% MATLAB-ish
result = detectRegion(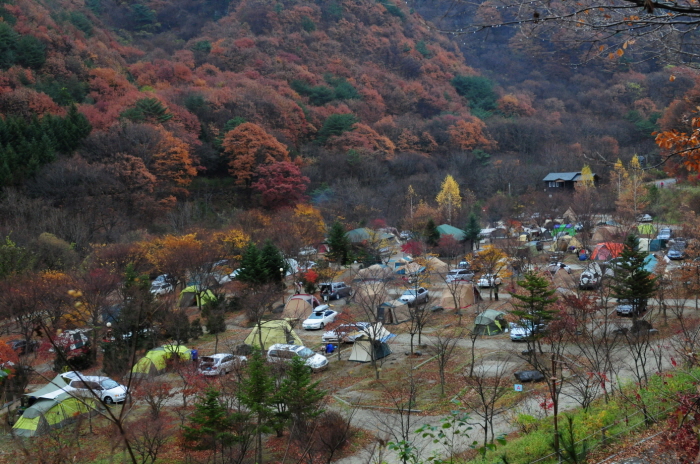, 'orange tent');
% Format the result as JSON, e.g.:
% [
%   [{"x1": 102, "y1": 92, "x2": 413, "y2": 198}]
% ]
[{"x1": 590, "y1": 242, "x2": 624, "y2": 261}]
